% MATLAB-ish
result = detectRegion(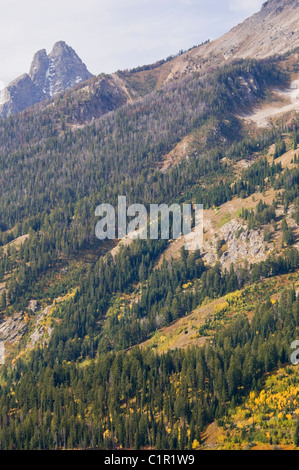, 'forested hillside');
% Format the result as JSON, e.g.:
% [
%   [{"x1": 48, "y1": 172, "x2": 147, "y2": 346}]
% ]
[{"x1": 1, "y1": 33, "x2": 299, "y2": 449}]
